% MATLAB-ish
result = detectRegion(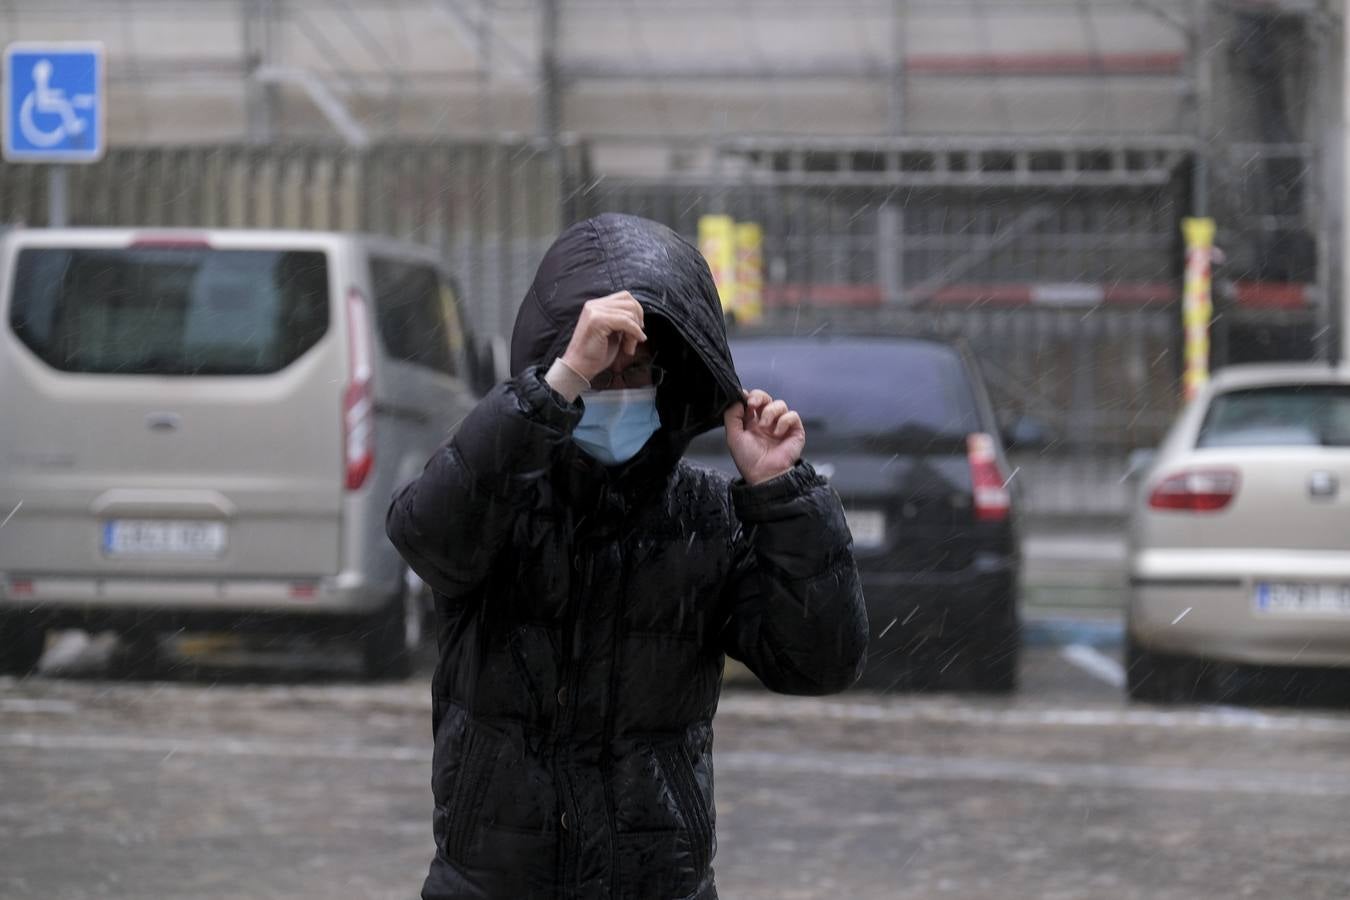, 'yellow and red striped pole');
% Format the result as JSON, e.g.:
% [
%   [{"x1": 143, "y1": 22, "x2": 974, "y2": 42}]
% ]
[
  {"x1": 734, "y1": 221, "x2": 763, "y2": 324},
  {"x1": 698, "y1": 215, "x2": 737, "y2": 315},
  {"x1": 1181, "y1": 217, "x2": 1215, "y2": 402}
]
